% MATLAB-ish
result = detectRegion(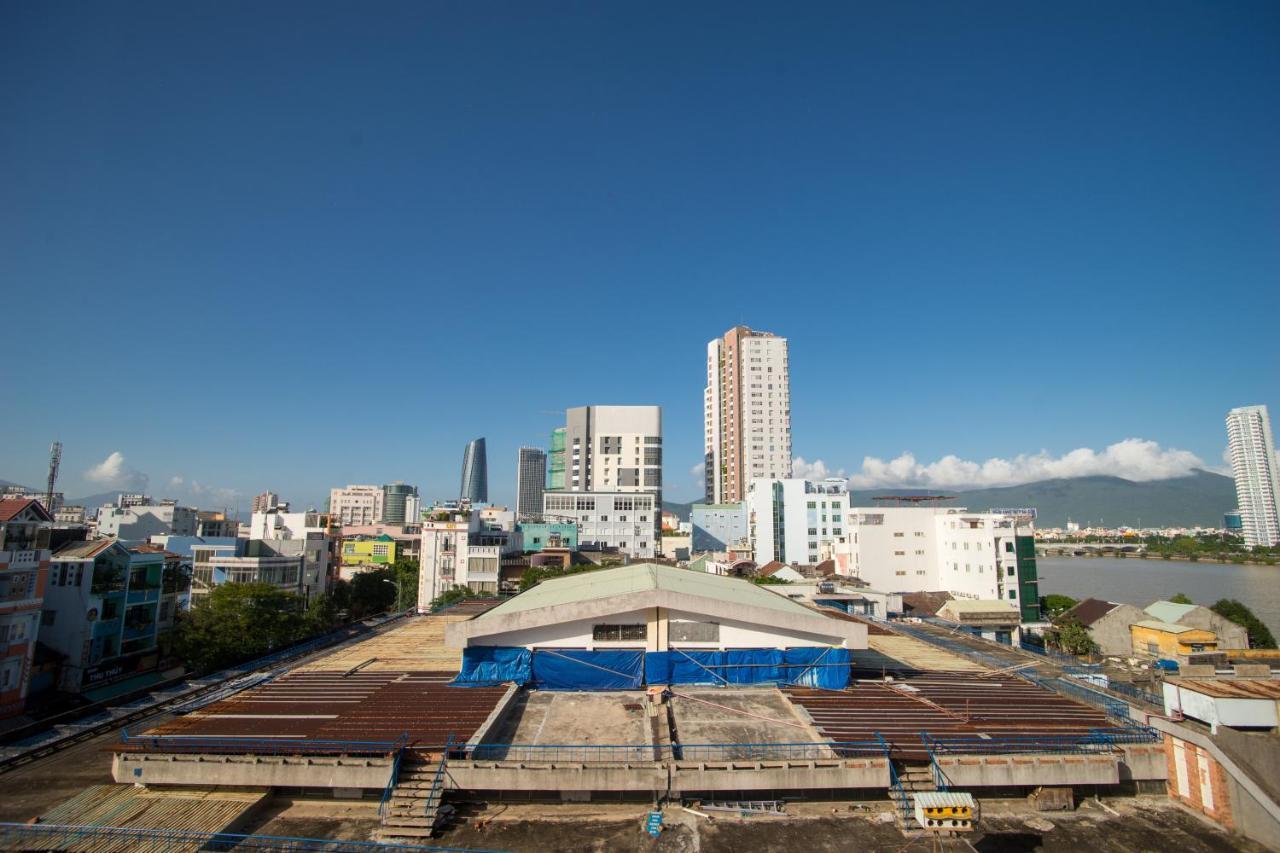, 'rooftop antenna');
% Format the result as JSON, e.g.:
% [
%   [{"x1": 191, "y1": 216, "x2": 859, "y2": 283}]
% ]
[{"x1": 45, "y1": 440, "x2": 62, "y2": 512}]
